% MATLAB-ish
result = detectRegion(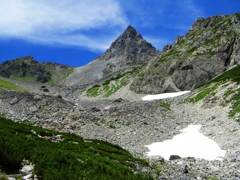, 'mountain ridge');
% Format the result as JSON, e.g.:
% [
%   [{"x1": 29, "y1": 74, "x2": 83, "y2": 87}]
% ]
[{"x1": 130, "y1": 13, "x2": 240, "y2": 94}]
